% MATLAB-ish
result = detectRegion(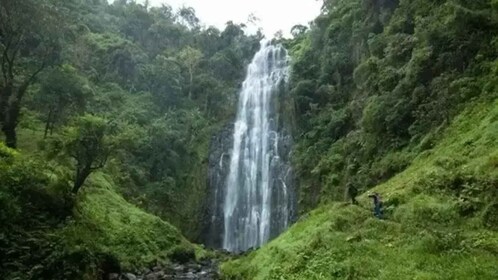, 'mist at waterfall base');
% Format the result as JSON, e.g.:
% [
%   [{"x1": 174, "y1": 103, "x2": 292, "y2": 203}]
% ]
[{"x1": 204, "y1": 40, "x2": 296, "y2": 253}]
